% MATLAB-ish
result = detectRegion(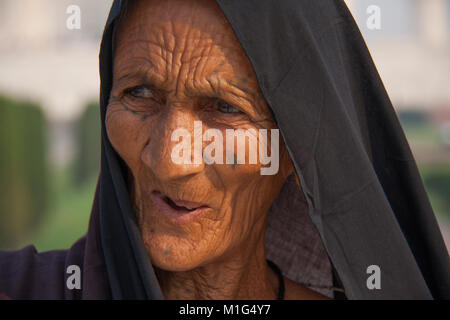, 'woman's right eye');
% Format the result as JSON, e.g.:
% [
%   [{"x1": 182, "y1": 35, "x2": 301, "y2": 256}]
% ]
[{"x1": 126, "y1": 86, "x2": 154, "y2": 99}]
